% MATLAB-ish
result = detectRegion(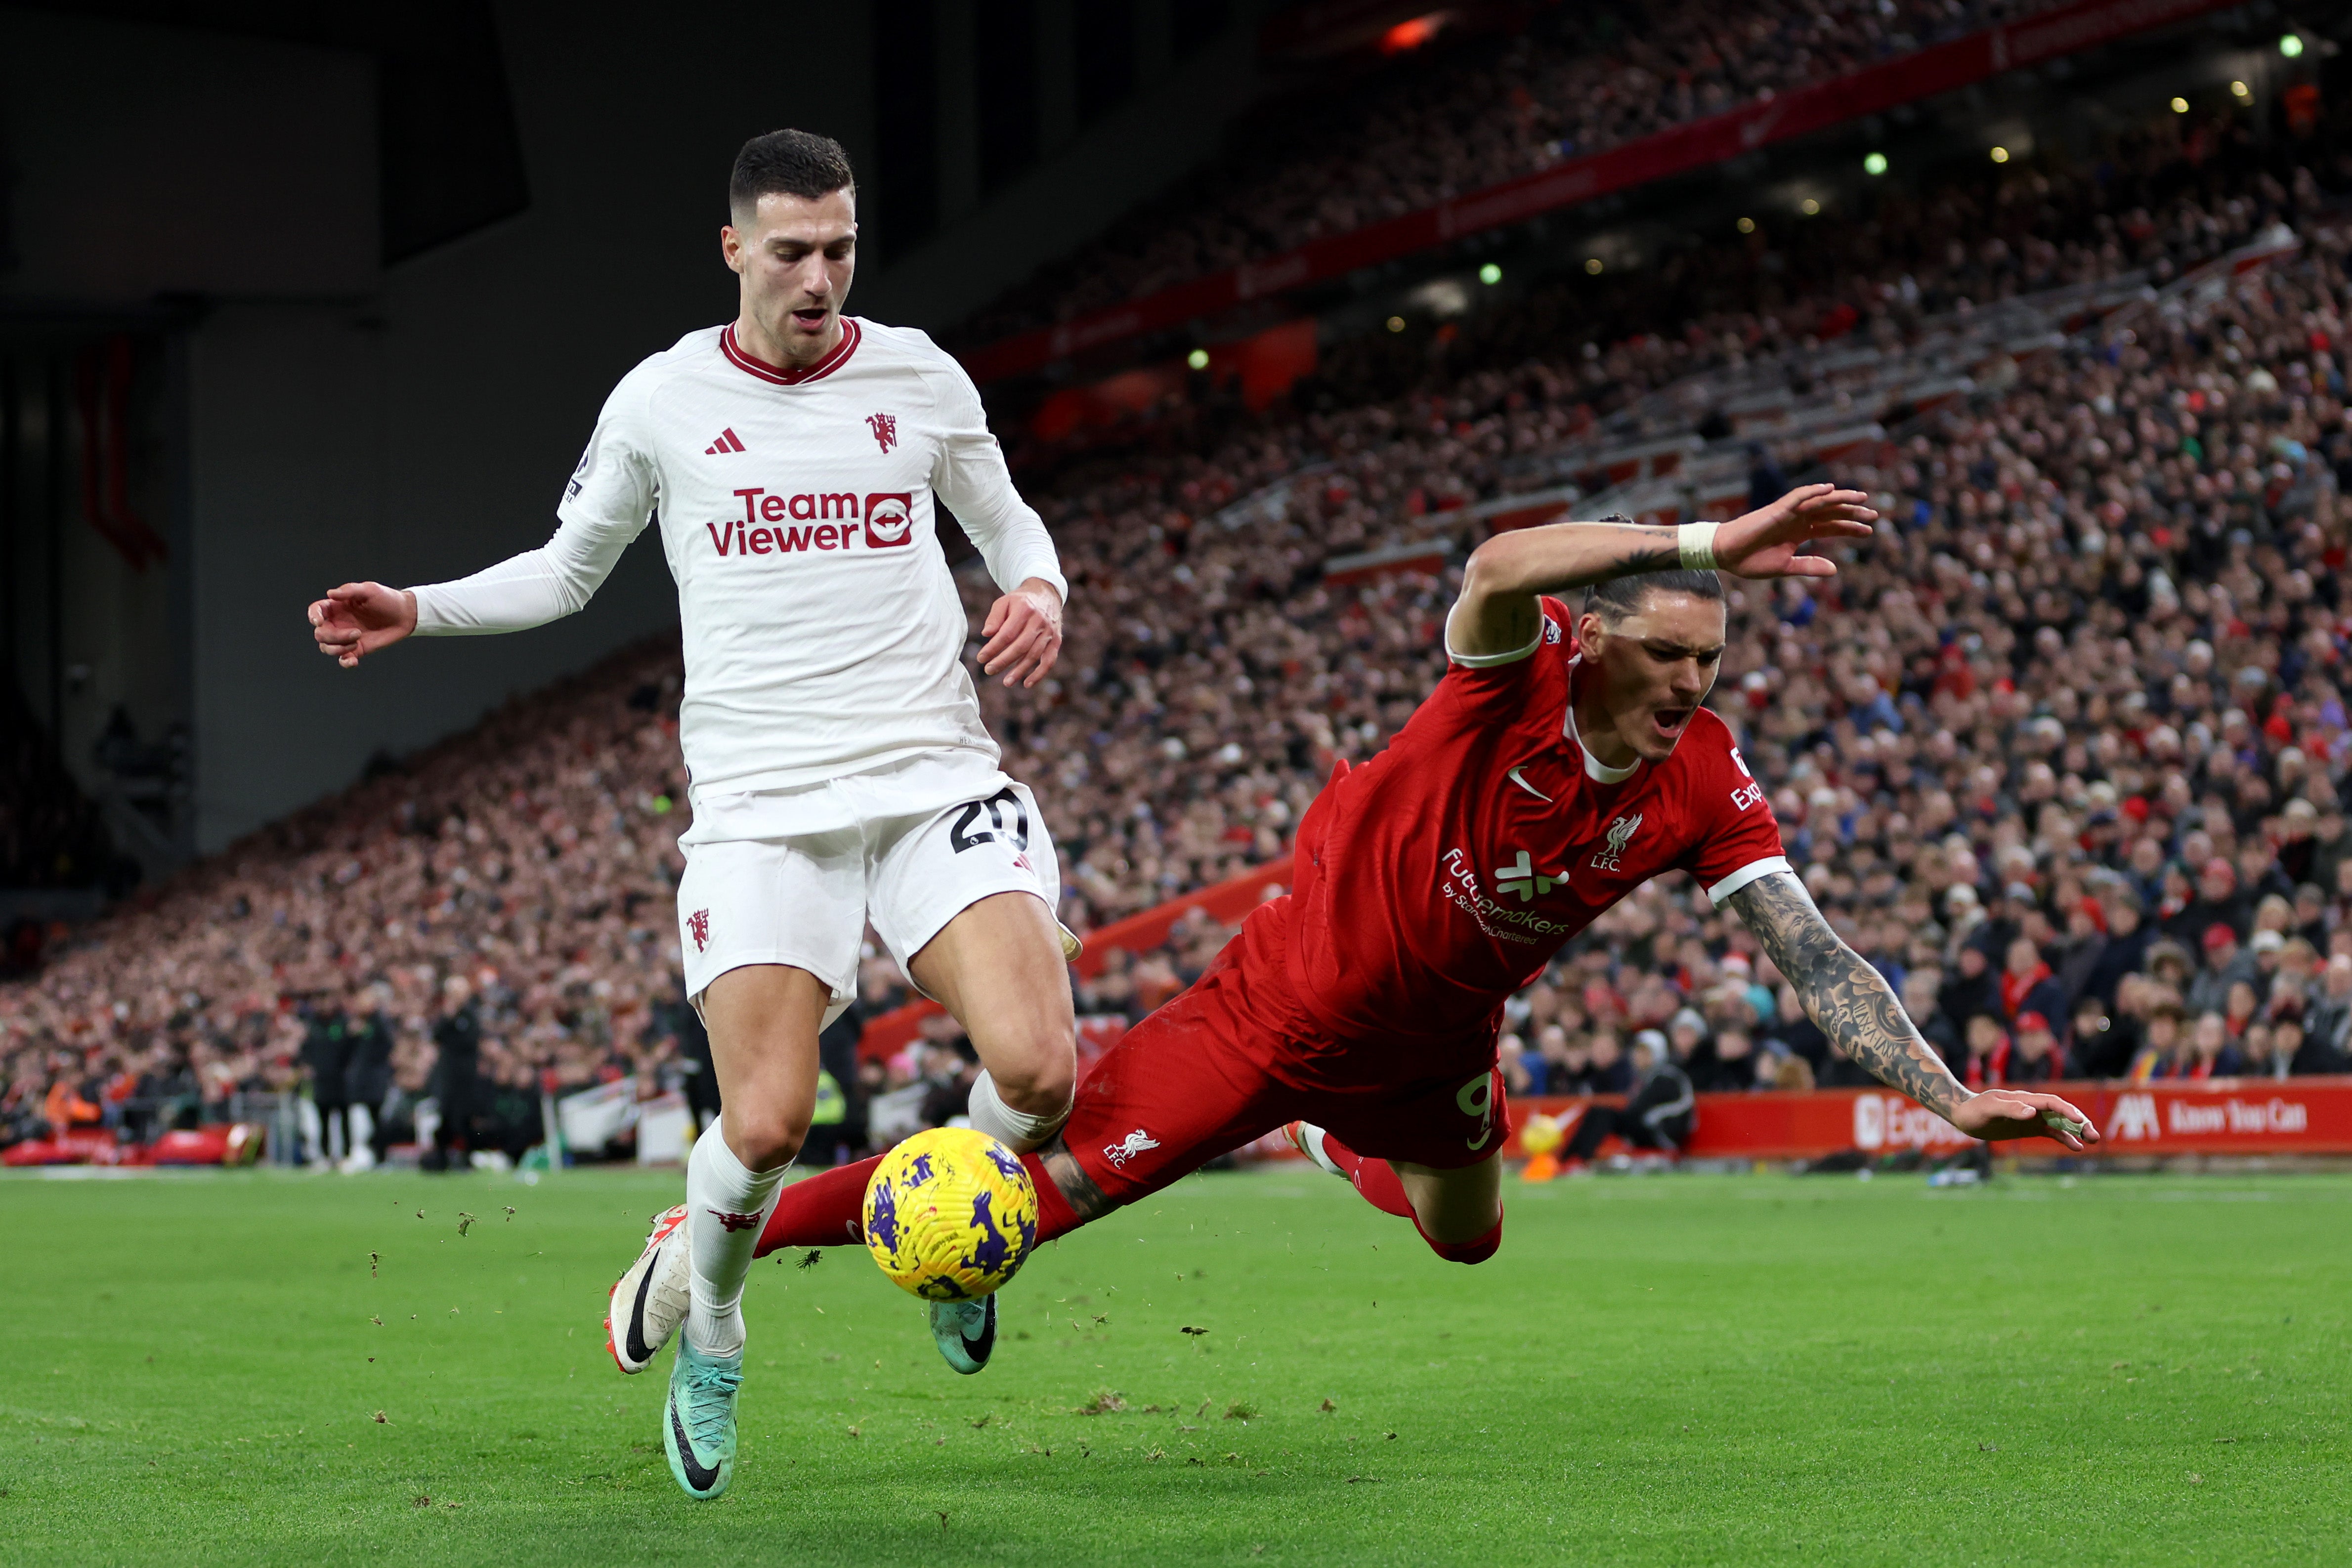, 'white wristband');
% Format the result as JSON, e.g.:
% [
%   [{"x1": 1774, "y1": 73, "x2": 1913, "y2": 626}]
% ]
[{"x1": 1677, "y1": 521, "x2": 1720, "y2": 571}]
